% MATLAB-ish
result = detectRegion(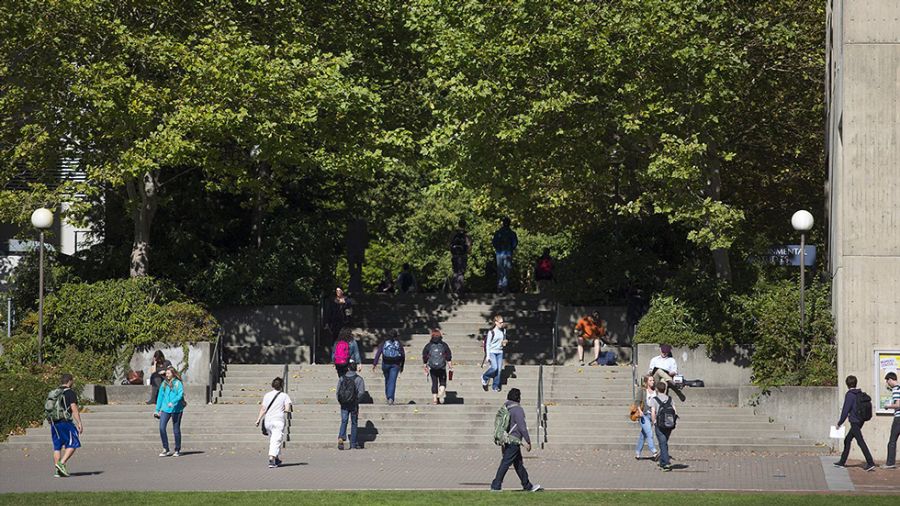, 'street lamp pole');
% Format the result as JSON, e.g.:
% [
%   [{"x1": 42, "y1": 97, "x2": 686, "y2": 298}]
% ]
[
  {"x1": 30, "y1": 208, "x2": 54, "y2": 366},
  {"x1": 791, "y1": 210, "x2": 814, "y2": 355}
]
